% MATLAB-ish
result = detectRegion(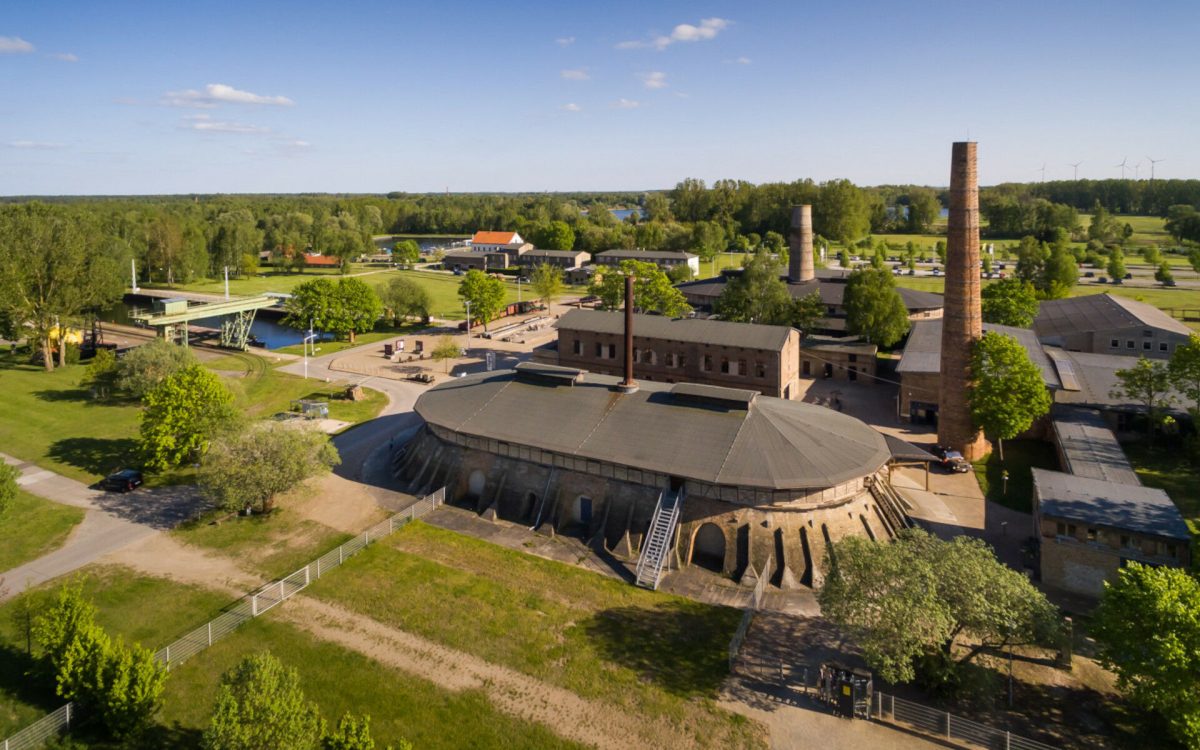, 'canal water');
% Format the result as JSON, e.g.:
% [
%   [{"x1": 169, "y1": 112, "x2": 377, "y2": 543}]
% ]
[{"x1": 102, "y1": 297, "x2": 328, "y2": 350}]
